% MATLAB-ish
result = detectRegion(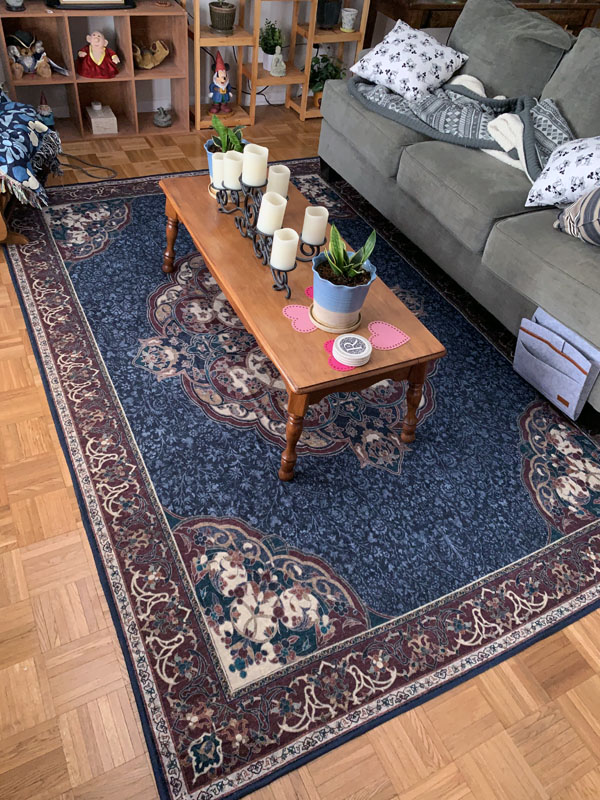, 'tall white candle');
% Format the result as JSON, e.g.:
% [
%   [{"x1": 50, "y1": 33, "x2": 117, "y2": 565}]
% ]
[
  {"x1": 242, "y1": 143, "x2": 269, "y2": 186},
  {"x1": 256, "y1": 192, "x2": 287, "y2": 235},
  {"x1": 266, "y1": 164, "x2": 290, "y2": 198},
  {"x1": 223, "y1": 151, "x2": 244, "y2": 190},
  {"x1": 302, "y1": 206, "x2": 329, "y2": 245},
  {"x1": 212, "y1": 152, "x2": 224, "y2": 189},
  {"x1": 270, "y1": 228, "x2": 299, "y2": 270}
]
